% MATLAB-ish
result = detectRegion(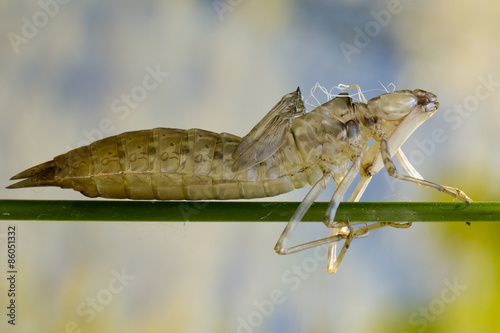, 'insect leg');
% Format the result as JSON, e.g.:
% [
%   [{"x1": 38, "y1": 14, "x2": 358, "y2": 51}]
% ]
[
  {"x1": 275, "y1": 221, "x2": 383, "y2": 255},
  {"x1": 349, "y1": 175, "x2": 372, "y2": 202},
  {"x1": 395, "y1": 149, "x2": 423, "y2": 180},
  {"x1": 388, "y1": 222, "x2": 412, "y2": 228},
  {"x1": 327, "y1": 175, "x2": 372, "y2": 272},
  {"x1": 326, "y1": 147, "x2": 426, "y2": 273},
  {"x1": 322, "y1": 155, "x2": 364, "y2": 273},
  {"x1": 327, "y1": 218, "x2": 354, "y2": 274},
  {"x1": 274, "y1": 173, "x2": 332, "y2": 255},
  {"x1": 377, "y1": 135, "x2": 472, "y2": 203},
  {"x1": 323, "y1": 155, "x2": 362, "y2": 227},
  {"x1": 274, "y1": 157, "x2": 362, "y2": 256},
  {"x1": 327, "y1": 219, "x2": 405, "y2": 275}
]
